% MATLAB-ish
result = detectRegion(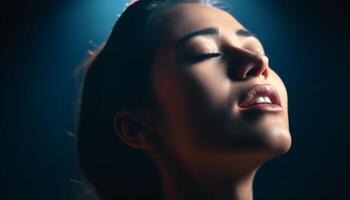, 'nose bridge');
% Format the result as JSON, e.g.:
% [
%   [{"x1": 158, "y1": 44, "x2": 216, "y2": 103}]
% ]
[{"x1": 226, "y1": 45, "x2": 270, "y2": 81}]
